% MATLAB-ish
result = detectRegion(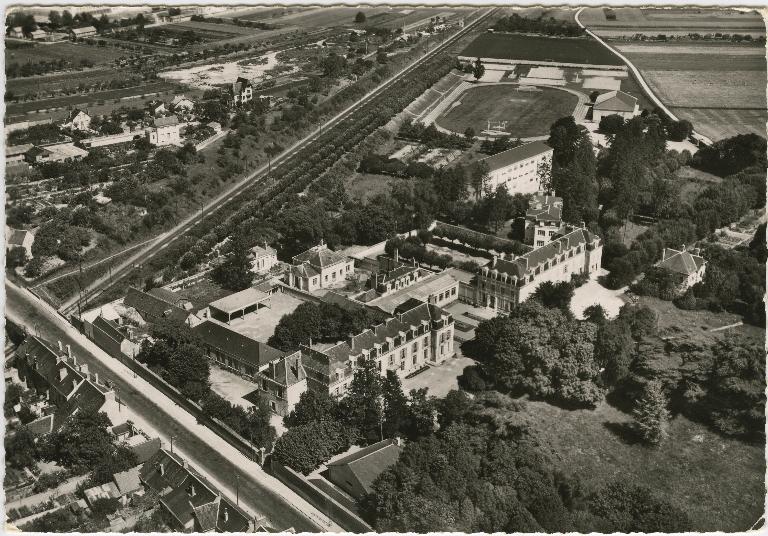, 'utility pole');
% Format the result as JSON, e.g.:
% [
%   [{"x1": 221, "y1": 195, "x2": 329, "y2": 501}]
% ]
[{"x1": 235, "y1": 473, "x2": 240, "y2": 505}]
